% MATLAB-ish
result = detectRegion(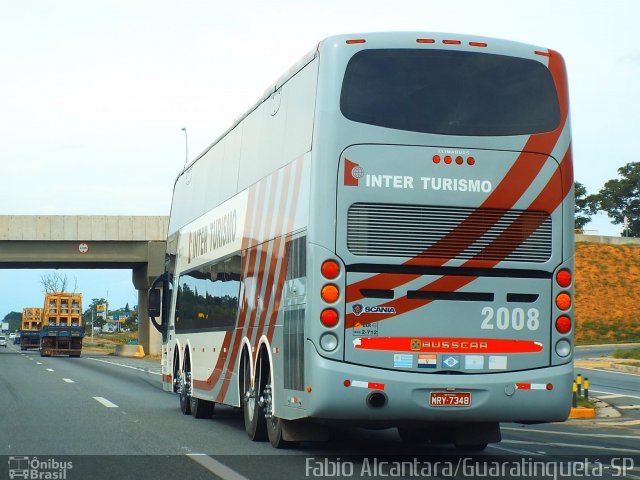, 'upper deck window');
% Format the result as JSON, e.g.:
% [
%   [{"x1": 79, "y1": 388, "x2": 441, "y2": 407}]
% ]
[{"x1": 340, "y1": 49, "x2": 560, "y2": 136}]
